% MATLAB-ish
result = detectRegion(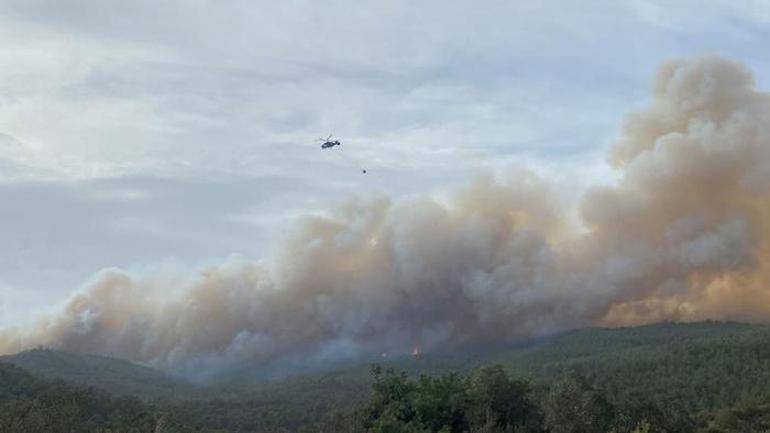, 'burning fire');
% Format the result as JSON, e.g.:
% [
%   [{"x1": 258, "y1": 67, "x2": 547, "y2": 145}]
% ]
[{"x1": 411, "y1": 345, "x2": 422, "y2": 357}]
